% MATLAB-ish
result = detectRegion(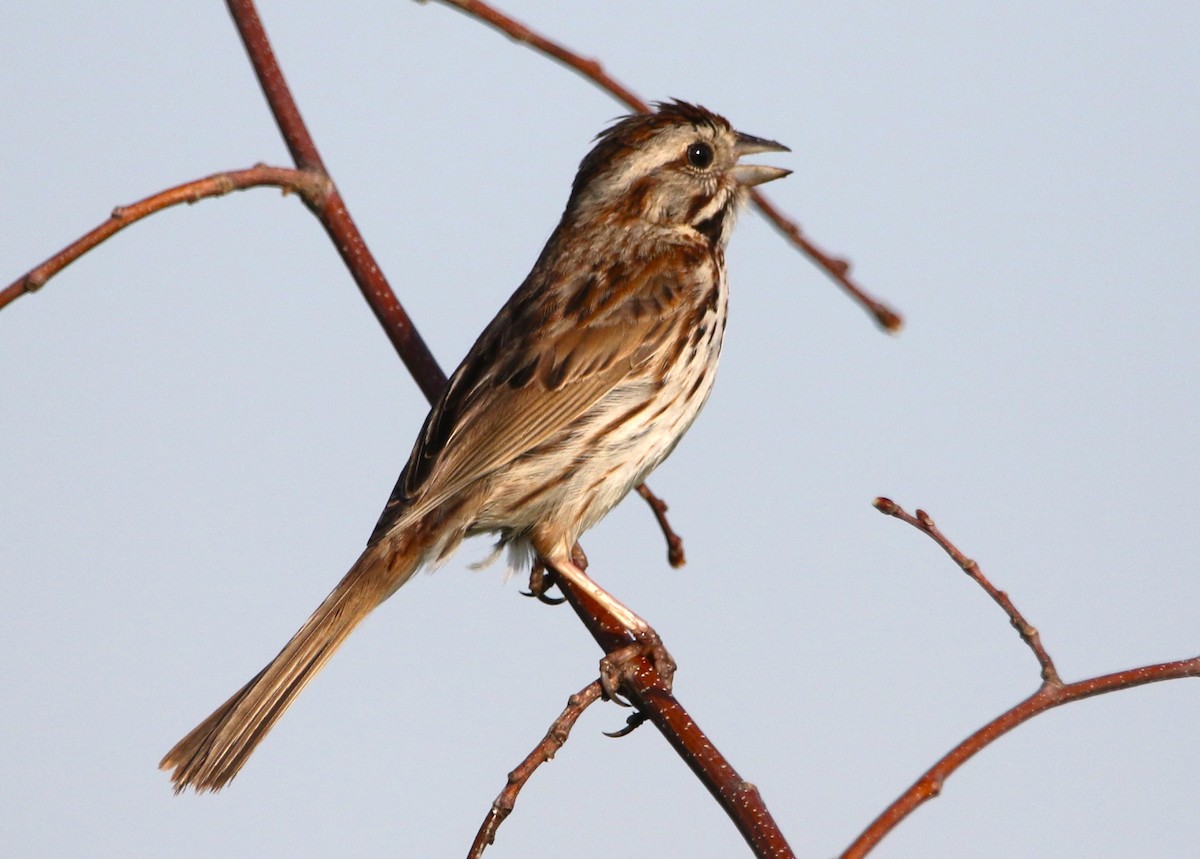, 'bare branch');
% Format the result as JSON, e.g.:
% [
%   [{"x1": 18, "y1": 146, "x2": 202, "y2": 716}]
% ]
[
  {"x1": 843, "y1": 654, "x2": 1200, "y2": 858},
  {"x1": 873, "y1": 497, "x2": 1059, "y2": 684},
  {"x1": 468, "y1": 681, "x2": 604, "y2": 858},
  {"x1": 425, "y1": 0, "x2": 903, "y2": 332},
  {"x1": 848, "y1": 498, "x2": 1200, "y2": 857},
  {"x1": 752, "y1": 193, "x2": 902, "y2": 332},
  {"x1": 636, "y1": 484, "x2": 686, "y2": 568},
  {"x1": 428, "y1": 0, "x2": 647, "y2": 111},
  {"x1": 551, "y1": 583, "x2": 795, "y2": 859},
  {"x1": 227, "y1": 0, "x2": 447, "y2": 402},
  {"x1": 0, "y1": 165, "x2": 320, "y2": 312}
]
